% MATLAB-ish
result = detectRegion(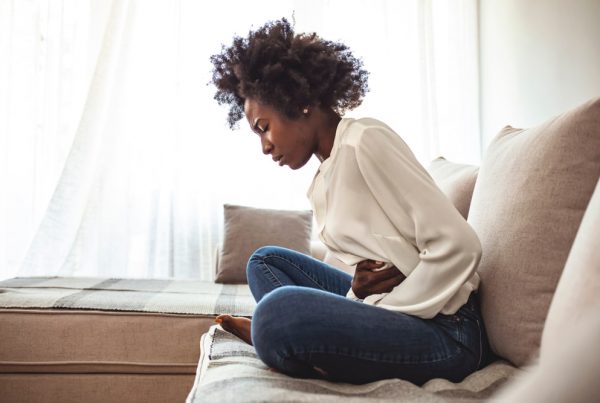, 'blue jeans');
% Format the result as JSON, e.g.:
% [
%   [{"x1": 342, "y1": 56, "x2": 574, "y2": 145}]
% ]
[{"x1": 247, "y1": 246, "x2": 492, "y2": 385}]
